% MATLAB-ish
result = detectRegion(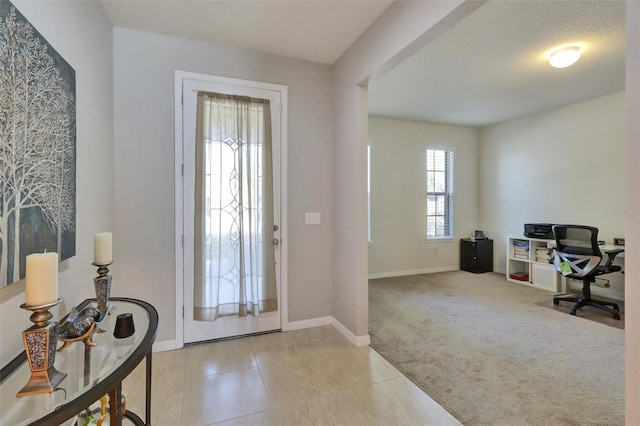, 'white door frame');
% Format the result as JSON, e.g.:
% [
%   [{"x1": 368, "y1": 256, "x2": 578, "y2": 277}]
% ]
[{"x1": 174, "y1": 70, "x2": 288, "y2": 348}]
